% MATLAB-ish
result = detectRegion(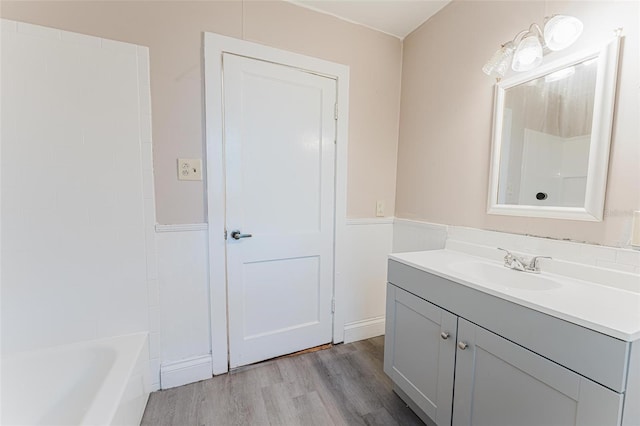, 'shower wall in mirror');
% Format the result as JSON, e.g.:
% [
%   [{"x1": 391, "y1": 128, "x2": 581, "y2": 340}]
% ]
[{"x1": 499, "y1": 58, "x2": 597, "y2": 207}]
